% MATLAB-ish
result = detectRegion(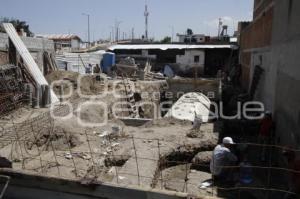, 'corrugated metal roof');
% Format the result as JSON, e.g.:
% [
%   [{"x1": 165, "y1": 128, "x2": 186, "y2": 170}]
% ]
[
  {"x1": 109, "y1": 44, "x2": 238, "y2": 51},
  {"x1": 3, "y1": 23, "x2": 59, "y2": 103}
]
